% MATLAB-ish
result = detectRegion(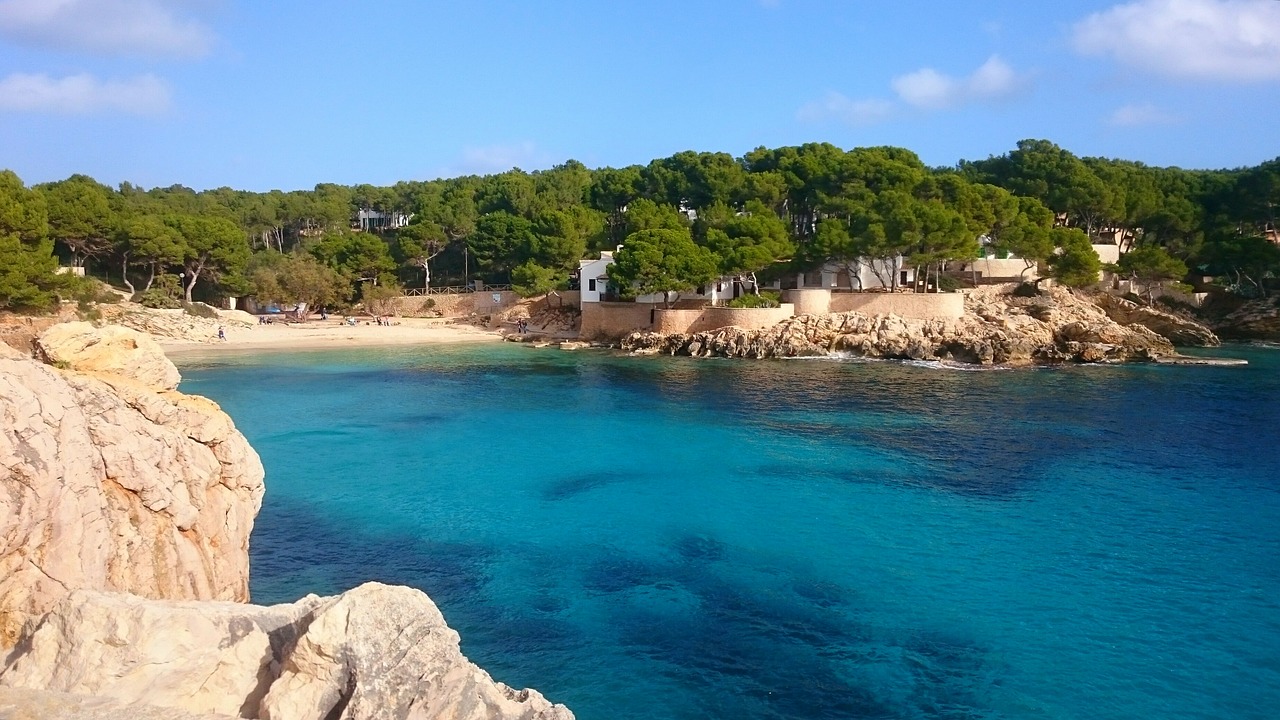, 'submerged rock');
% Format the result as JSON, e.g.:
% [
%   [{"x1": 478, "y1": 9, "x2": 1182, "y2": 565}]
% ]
[
  {"x1": 622, "y1": 286, "x2": 1176, "y2": 365},
  {"x1": 0, "y1": 583, "x2": 573, "y2": 720}
]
